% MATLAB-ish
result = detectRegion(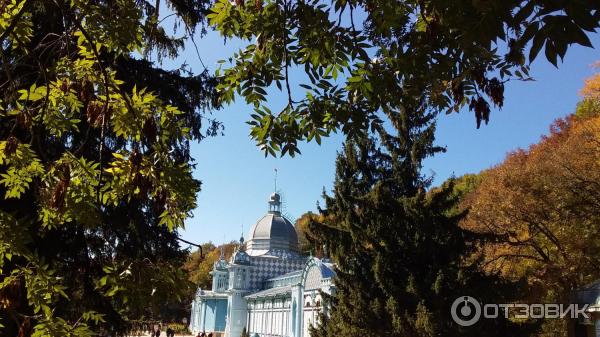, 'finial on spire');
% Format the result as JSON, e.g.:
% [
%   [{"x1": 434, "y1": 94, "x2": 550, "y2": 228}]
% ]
[
  {"x1": 268, "y1": 170, "x2": 282, "y2": 214},
  {"x1": 268, "y1": 192, "x2": 282, "y2": 214},
  {"x1": 240, "y1": 224, "x2": 245, "y2": 244}
]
